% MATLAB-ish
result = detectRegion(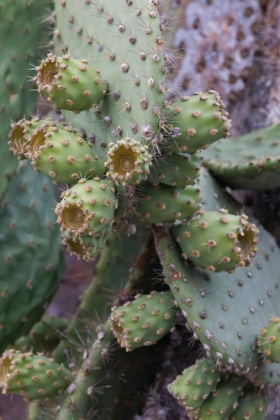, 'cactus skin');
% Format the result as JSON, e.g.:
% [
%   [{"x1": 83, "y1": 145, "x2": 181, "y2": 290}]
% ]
[
  {"x1": 202, "y1": 125, "x2": 280, "y2": 190},
  {"x1": 35, "y1": 53, "x2": 108, "y2": 112},
  {"x1": 197, "y1": 375, "x2": 248, "y2": 420},
  {"x1": 105, "y1": 138, "x2": 153, "y2": 186},
  {"x1": 228, "y1": 386, "x2": 267, "y2": 420},
  {"x1": 14, "y1": 315, "x2": 68, "y2": 353},
  {"x1": 55, "y1": 178, "x2": 116, "y2": 239},
  {"x1": 162, "y1": 91, "x2": 231, "y2": 153},
  {"x1": 110, "y1": 291, "x2": 176, "y2": 351},
  {"x1": 148, "y1": 151, "x2": 201, "y2": 188},
  {"x1": 0, "y1": 350, "x2": 72, "y2": 400},
  {"x1": 173, "y1": 210, "x2": 259, "y2": 273},
  {"x1": 135, "y1": 183, "x2": 202, "y2": 224},
  {"x1": 53, "y1": 0, "x2": 167, "y2": 151},
  {"x1": 26, "y1": 121, "x2": 106, "y2": 184},
  {"x1": 167, "y1": 358, "x2": 222, "y2": 414},
  {"x1": 257, "y1": 317, "x2": 280, "y2": 363}
]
